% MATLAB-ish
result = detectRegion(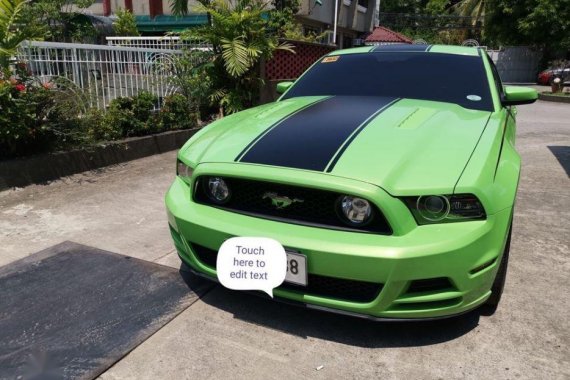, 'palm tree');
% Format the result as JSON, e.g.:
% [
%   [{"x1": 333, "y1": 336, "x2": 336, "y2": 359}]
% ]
[
  {"x1": 451, "y1": 0, "x2": 485, "y2": 27},
  {"x1": 180, "y1": 0, "x2": 294, "y2": 114},
  {"x1": 170, "y1": 0, "x2": 213, "y2": 16},
  {"x1": 0, "y1": 0, "x2": 42, "y2": 74}
]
